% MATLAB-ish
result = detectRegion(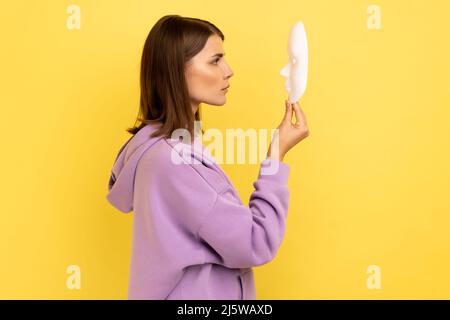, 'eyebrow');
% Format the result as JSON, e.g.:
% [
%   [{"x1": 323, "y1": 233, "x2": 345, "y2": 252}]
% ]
[{"x1": 210, "y1": 53, "x2": 225, "y2": 58}]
